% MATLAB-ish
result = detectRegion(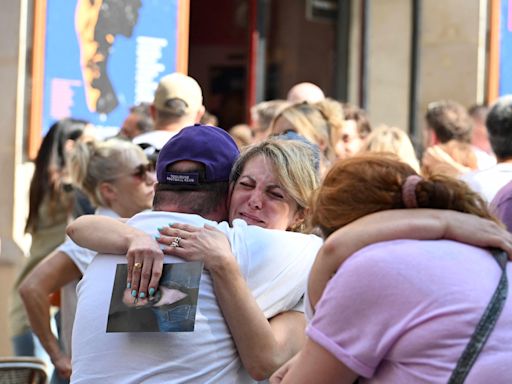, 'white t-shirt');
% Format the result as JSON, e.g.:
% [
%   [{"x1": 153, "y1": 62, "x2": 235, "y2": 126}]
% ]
[
  {"x1": 132, "y1": 130, "x2": 178, "y2": 150},
  {"x1": 461, "y1": 162, "x2": 512, "y2": 203},
  {"x1": 472, "y1": 146, "x2": 496, "y2": 170},
  {"x1": 71, "y1": 211, "x2": 322, "y2": 384},
  {"x1": 58, "y1": 207, "x2": 120, "y2": 356},
  {"x1": 59, "y1": 207, "x2": 120, "y2": 273}
]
